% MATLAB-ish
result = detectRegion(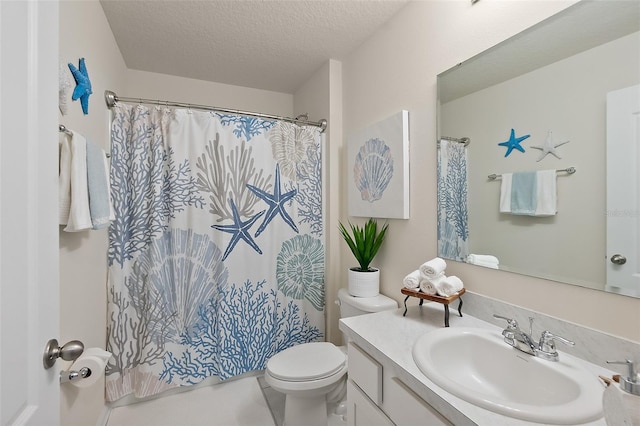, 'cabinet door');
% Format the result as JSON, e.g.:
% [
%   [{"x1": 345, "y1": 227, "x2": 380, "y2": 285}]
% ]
[
  {"x1": 347, "y1": 380, "x2": 393, "y2": 426},
  {"x1": 384, "y1": 377, "x2": 452, "y2": 426}
]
